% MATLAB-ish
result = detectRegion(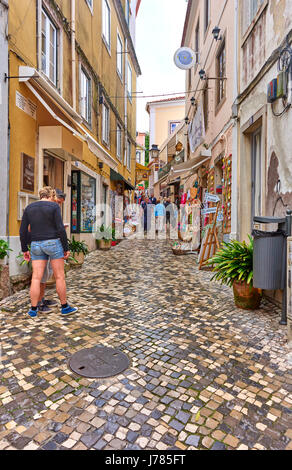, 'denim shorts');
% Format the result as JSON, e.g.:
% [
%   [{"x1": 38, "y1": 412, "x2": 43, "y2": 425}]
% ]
[{"x1": 30, "y1": 239, "x2": 64, "y2": 261}]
